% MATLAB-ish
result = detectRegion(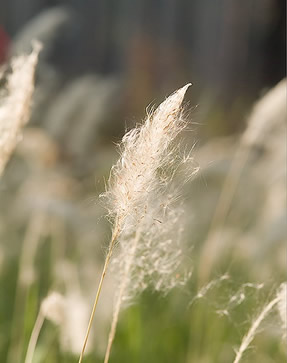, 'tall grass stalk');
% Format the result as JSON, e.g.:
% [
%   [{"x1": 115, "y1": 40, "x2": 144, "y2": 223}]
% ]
[{"x1": 78, "y1": 84, "x2": 191, "y2": 362}]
